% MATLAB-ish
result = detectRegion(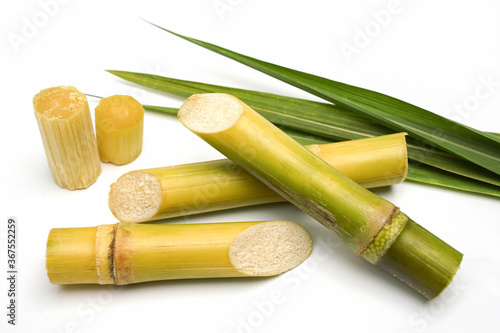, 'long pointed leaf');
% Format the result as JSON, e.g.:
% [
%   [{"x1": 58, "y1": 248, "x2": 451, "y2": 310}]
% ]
[
  {"x1": 406, "y1": 164, "x2": 500, "y2": 198},
  {"x1": 151, "y1": 24, "x2": 500, "y2": 177},
  {"x1": 109, "y1": 70, "x2": 500, "y2": 187}
]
